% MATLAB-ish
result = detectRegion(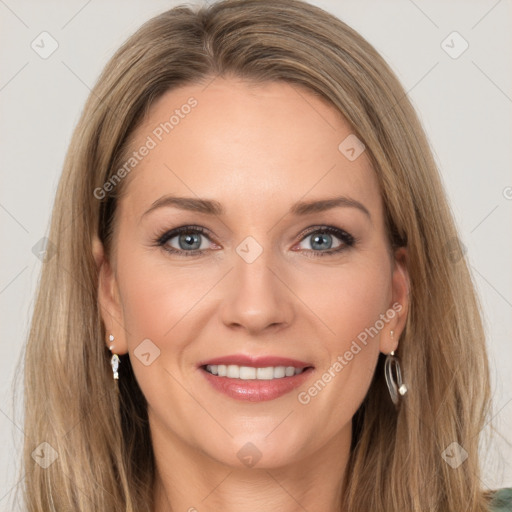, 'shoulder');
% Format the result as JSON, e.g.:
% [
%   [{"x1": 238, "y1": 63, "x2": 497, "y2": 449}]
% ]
[{"x1": 489, "y1": 488, "x2": 512, "y2": 512}]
